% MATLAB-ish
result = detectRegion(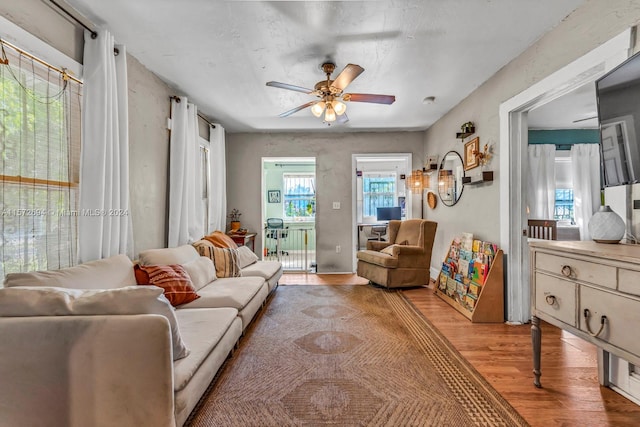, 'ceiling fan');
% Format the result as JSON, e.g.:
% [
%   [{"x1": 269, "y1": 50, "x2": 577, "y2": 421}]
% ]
[{"x1": 266, "y1": 62, "x2": 395, "y2": 124}]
